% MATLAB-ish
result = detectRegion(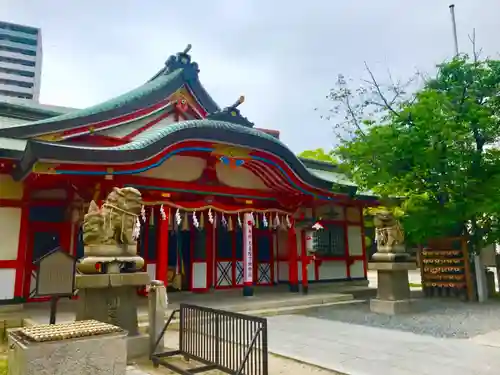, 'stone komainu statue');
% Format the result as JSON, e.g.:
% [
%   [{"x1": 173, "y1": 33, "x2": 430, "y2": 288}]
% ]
[
  {"x1": 373, "y1": 210, "x2": 405, "y2": 253},
  {"x1": 82, "y1": 187, "x2": 142, "y2": 248}
]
